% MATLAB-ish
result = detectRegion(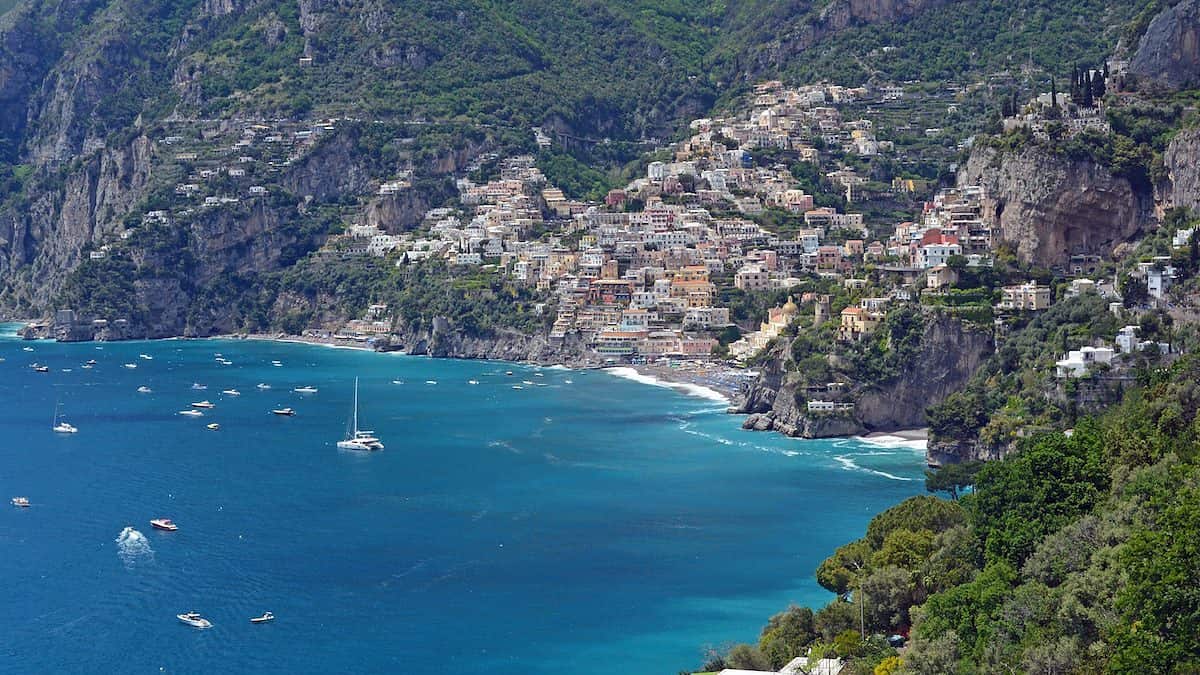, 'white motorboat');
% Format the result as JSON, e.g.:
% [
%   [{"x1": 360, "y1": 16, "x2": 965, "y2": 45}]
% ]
[
  {"x1": 221, "y1": 389, "x2": 241, "y2": 396},
  {"x1": 271, "y1": 407, "x2": 295, "y2": 416},
  {"x1": 191, "y1": 383, "x2": 207, "y2": 390},
  {"x1": 250, "y1": 611, "x2": 275, "y2": 624},
  {"x1": 468, "y1": 380, "x2": 479, "y2": 385},
  {"x1": 337, "y1": 378, "x2": 384, "y2": 451},
  {"x1": 206, "y1": 423, "x2": 220, "y2": 431},
  {"x1": 190, "y1": 400, "x2": 215, "y2": 409},
  {"x1": 22, "y1": 346, "x2": 33, "y2": 352},
  {"x1": 179, "y1": 409, "x2": 204, "y2": 417},
  {"x1": 32, "y1": 364, "x2": 48, "y2": 372},
  {"x1": 177, "y1": 612, "x2": 211, "y2": 629},
  {"x1": 256, "y1": 383, "x2": 271, "y2": 390},
  {"x1": 139, "y1": 354, "x2": 153, "y2": 360},
  {"x1": 425, "y1": 380, "x2": 437, "y2": 385},
  {"x1": 293, "y1": 386, "x2": 318, "y2": 394},
  {"x1": 52, "y1": 402, "x2": 77, "y2": 434},
  {"x1": 137, "y1": 386, "x2": 152, "y2": 393},
  {"x1": 271, "y1": 361, "x2": 283, "y2": 367},
  {"x1": 85, "y1": 359, "x2": 97, "y2": 366},
  {"x1": 512, "y1": 385, "x2": 524, "y2": 390},
  {"x1": 11, "y1": 497, "x2": 30, "y2": 508},
  {"x1": 151, "y1": 518, "x2": 179, "y2": 531},
  {"x1": 123, "y1": 363, "x2": 137, "y2": 369}
]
